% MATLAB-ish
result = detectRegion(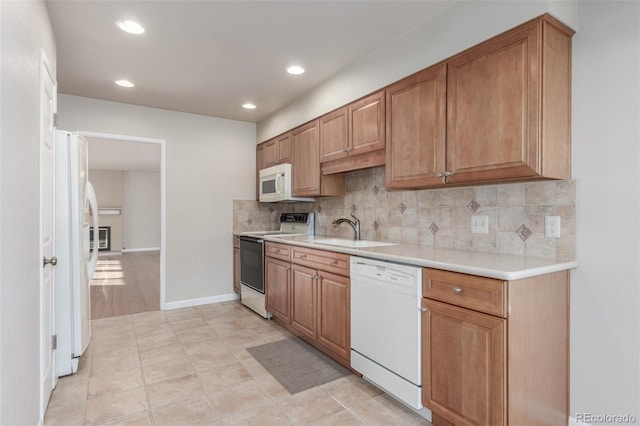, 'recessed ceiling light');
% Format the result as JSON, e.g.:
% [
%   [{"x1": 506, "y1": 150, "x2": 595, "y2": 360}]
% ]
[
  {"x1": 115, "y1": 79, "x2": 135, "y2": 88},
  {"x1": 287, "y1": 65, "x2": 305, "y2": 75},
  {"x1": 116, "y1": 19, "x2": 145, "y2": 35},
  {"x1": 242, "y1": 103, "x2": 257, "y2": 110}
]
